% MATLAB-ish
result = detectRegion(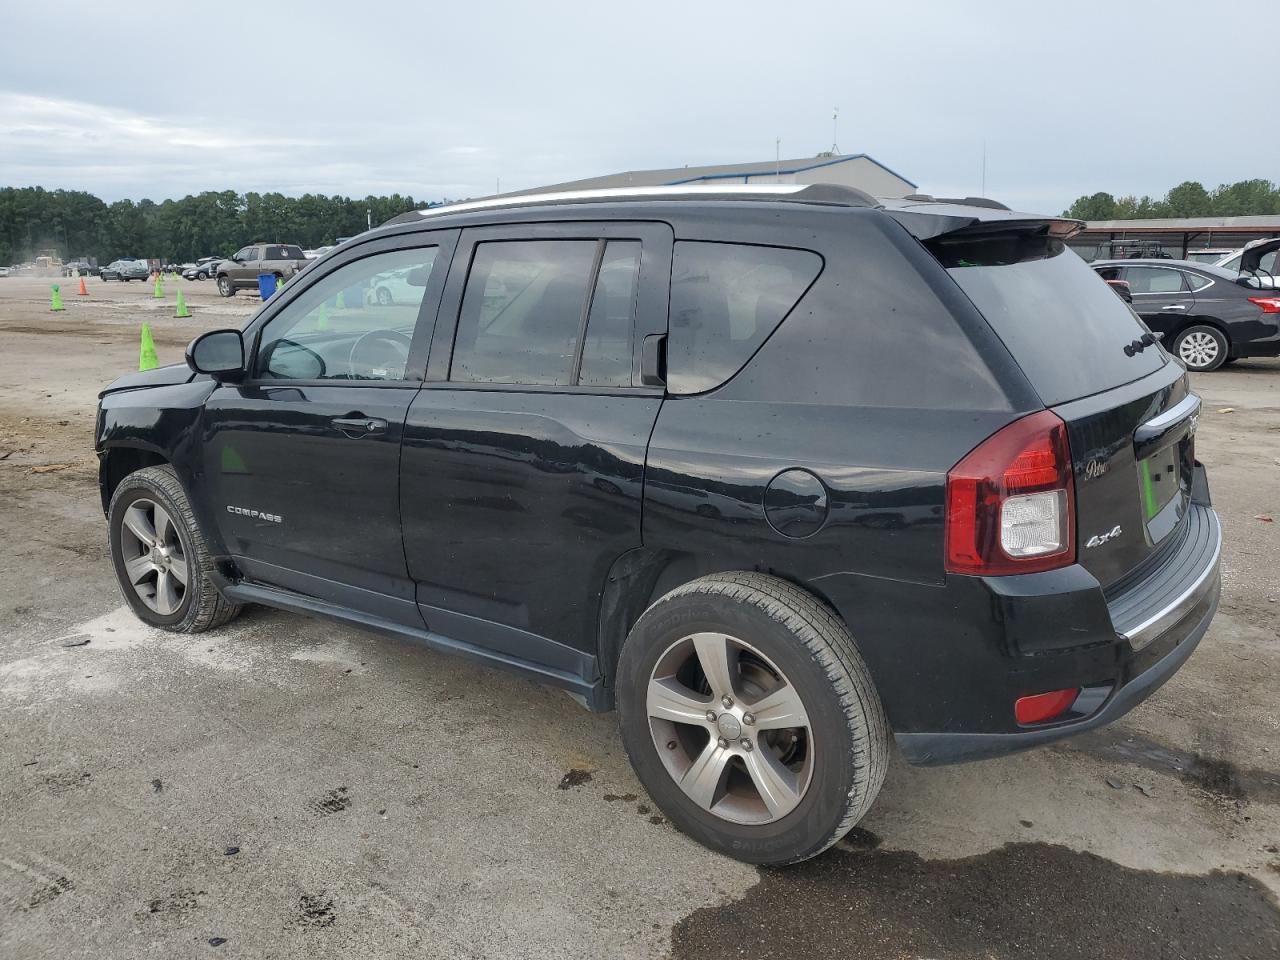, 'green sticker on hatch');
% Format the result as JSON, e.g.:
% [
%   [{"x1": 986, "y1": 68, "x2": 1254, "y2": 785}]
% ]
[{"x1": 1140, "y1": 460, "x2": 1159, "y2": 521}]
